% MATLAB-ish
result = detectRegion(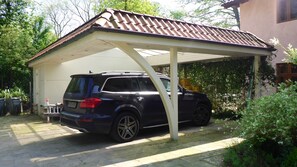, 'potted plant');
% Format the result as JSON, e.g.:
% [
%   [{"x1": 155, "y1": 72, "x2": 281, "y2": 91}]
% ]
[{"x1": 0, "y1": 90, "x2": 8, "y2": 116}]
